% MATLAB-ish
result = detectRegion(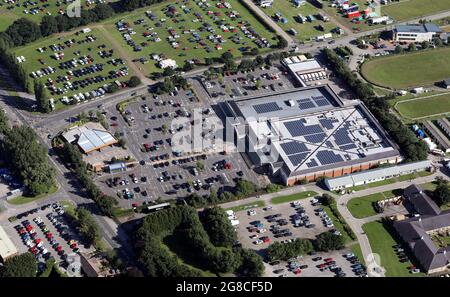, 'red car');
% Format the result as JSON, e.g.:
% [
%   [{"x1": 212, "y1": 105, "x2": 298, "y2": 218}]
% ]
[
  {"x1": 324, "y1": 258, "x2": 333, "y2": 263},
  {"x1": 70, "y1": 243, "x2": 78, "y2": 249},
  {"x1": 318, "y1": 263, "x2": 326, "y2": 269},
  {"x1": 46, "y1": 233, "x2": 53, "y2": 239},
  {"x1": 294, "y1": 268, "x2": 301, "y2": 275},
  {"x1": 19, "y1": 228, "x2": 26, "y2": 235},
  {"x1": 34, "y1": 238, "x2": 41, "y2": 244},
  {"x1": 261, "y1": 237, "x2": 270, "y2": 244},
  {"x1": 56, "y1": 245, "x2": 62, "y2": 252},
  {"x1": 26, "y1": 225, "x2": 33, "y2": 232},
  {"x1": 132, "y1": 203, "x2": 139, "y2": 208},
  {"x1": 29, "y1": 247, "x2": 38, "y2": 255}
]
